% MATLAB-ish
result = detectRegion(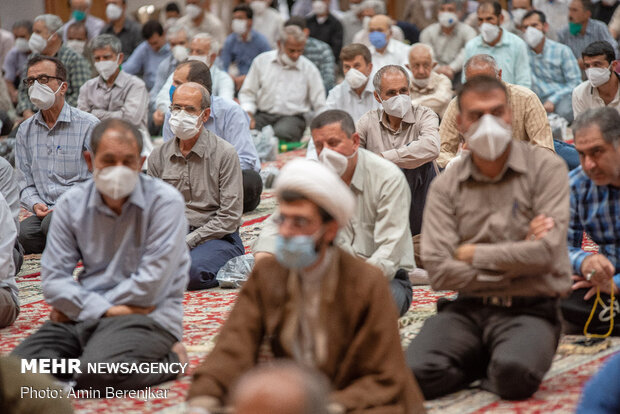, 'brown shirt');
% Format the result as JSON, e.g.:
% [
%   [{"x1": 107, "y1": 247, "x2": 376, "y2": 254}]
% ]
[
  {"x1": 147, "y1": 129, "x2": 243, "y2": 248},
  {"x1": 421, "y1": 140, "x2": 572, "y2": 297},
  {"x1": 187, "y1": 248, "x2": 426, "y2": 413},
  {"x1": 437, "y1": 82, "x2": 554, "y2": 168}
]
